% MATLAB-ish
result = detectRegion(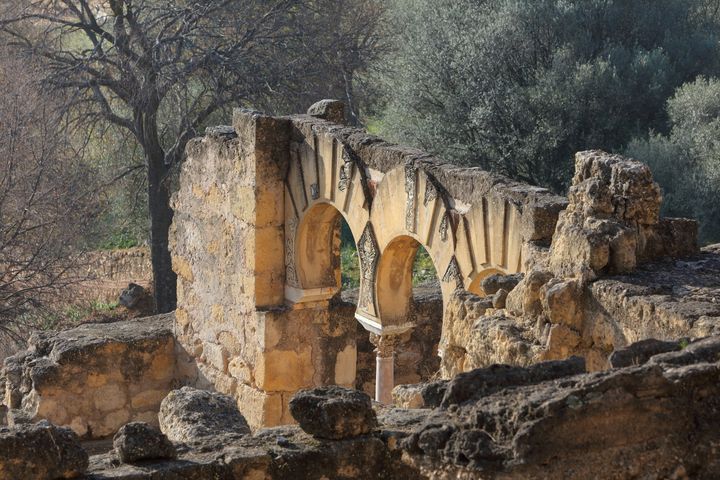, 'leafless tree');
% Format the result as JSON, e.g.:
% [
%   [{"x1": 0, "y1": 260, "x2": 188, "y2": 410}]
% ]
[
  {"x1": 0, "y1": 50, "x2": 99, "y2": 349},
  {"x1": 1, "y1": 0, "x2": 386, "y2": 312}
]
